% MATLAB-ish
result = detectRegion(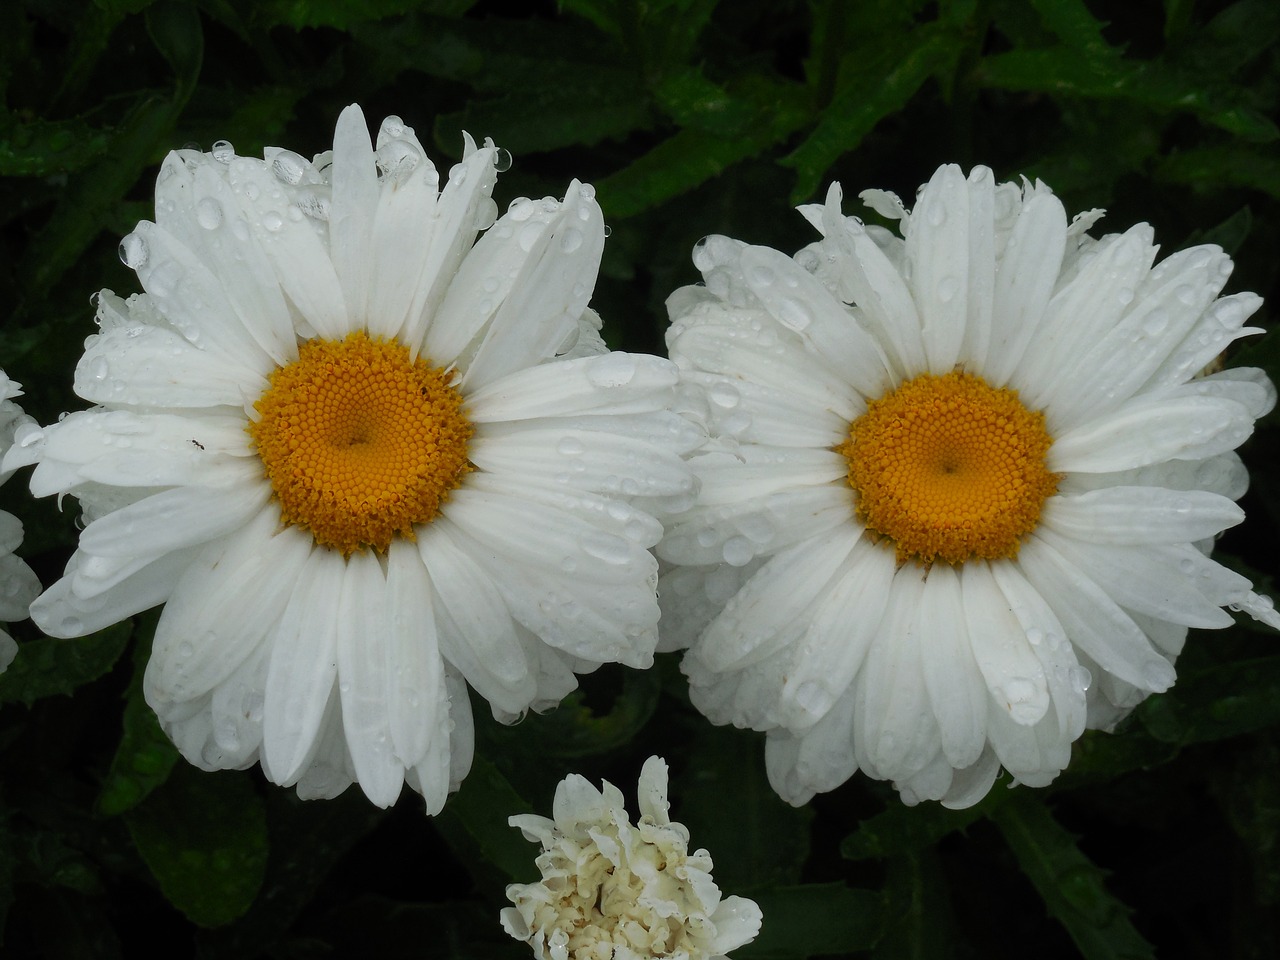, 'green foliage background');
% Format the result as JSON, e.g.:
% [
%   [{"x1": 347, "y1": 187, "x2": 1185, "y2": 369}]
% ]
[{"x1": 1, "y1": 0, "x2": 1278, "y2": 957}]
